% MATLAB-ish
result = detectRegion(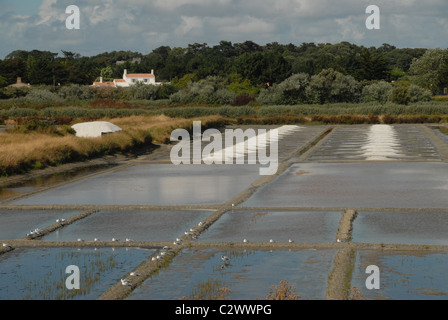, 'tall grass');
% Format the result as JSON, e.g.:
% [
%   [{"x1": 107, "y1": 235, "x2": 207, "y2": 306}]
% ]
[{"x1": 0, "y1": 115, "x2": 227, "y2": 176}]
